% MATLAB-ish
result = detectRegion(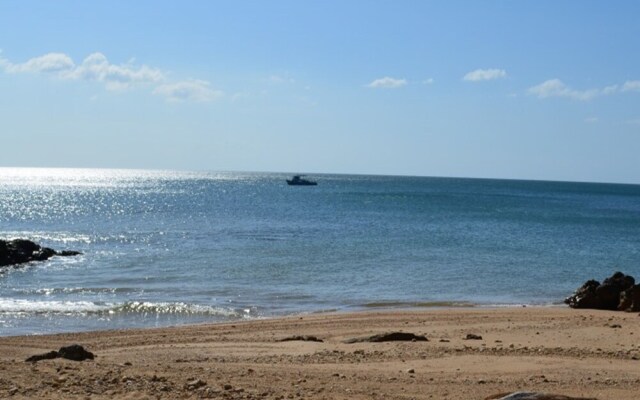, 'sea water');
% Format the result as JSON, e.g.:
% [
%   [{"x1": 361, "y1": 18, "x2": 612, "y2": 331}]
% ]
[{"x1": 1, "y1": 168, "x2": 639, "y2": 336}]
